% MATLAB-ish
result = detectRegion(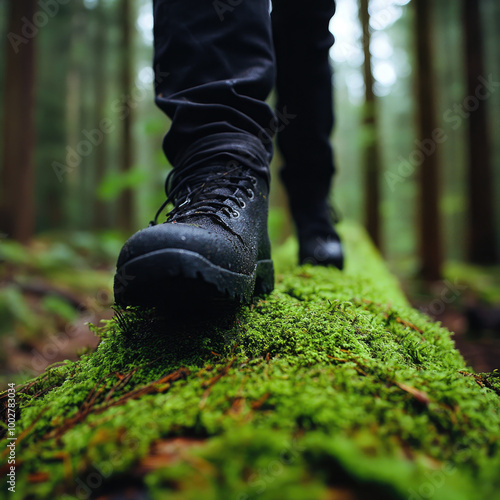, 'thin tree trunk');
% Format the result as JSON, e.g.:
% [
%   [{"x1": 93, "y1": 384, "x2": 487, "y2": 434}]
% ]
[
  {"x1": 93, "y1": 4, "x2": 109, "y2": 230},
  {"x1": 359, "y1": 0, "x2": 382, "y2": 249},
  {"x1": 0, "y1": 0, "x2": 37, "y2": 243},
  {"x1": 64, "y1": 1, "x2": 84, "y2": 230},
  {"x1": 118, "y1": 0, "x2": 134, "y2": 233},
  {"x1": 463, "y1": 0, "x2": 498, "y2": 264},
  {"x1": 414, "y1": 0, "x2": 442, "y2": 281}
]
